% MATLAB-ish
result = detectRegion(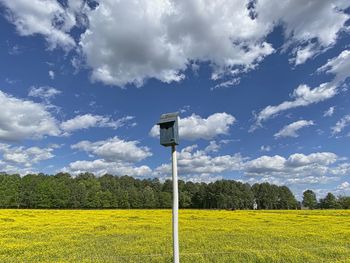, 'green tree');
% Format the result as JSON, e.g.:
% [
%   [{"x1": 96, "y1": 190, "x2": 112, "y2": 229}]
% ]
[
  {"x1": 302, "y1": 190, "x2": 317, "y2": 209},
  {"x1": 253, "y1": 183, "x2": 279, "y2": 209},
  {"x1": 0, "y1": 174, "x2": 20, "y2": 208},
  {"x1": 51, "y1": 173, "x2": 71, "y2": 208},
  {"x1": 119, "y1": 191, "x2": 130, "y2": 208},
  {"x1": 338, "y1": 196, "x2": 350, "y2": 209},
  {"x1": 159, "y1": 192, "x2": 172, "y2": 208},
  {"x1": 278, "y1": 186, "x2": 297, "y2": 209},
  {"x1": 20, "y1": 174, "x2": 42, "y2": 208},
  {"x1": 320, "y1": 193, "x2": 339, "y2": 209},
  {"x1": 142, "y1": 186, "x2": 157, "y2": 208},
  {"x1": 0, "y1": 173, "x2": 303, "y2": 210},
  {"x1": 76, "y1": 173, "x2": 102, "y2": 208}
]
